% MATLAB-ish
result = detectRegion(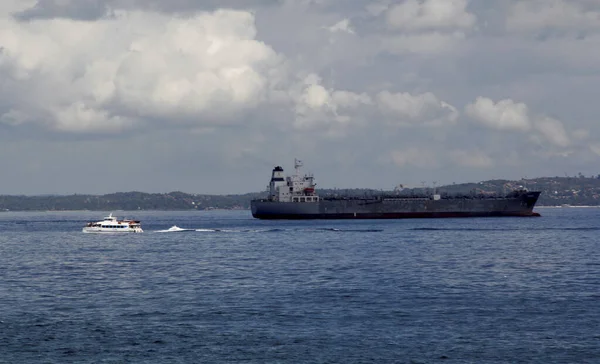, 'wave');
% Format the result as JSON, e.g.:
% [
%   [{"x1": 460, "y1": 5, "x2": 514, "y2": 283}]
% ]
[
  {"x1": 316, "y1": 228, "x2": 384, "y2": 233},
  {"x1": 154, "y1": 226, "x2": 384, "y2": 234},
  {"x1": 155, "y1": 227, "x2": 284, "y2": 233},
  {"x1": 409, "y1": 227, "x2": 508, "y2": 232}
]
